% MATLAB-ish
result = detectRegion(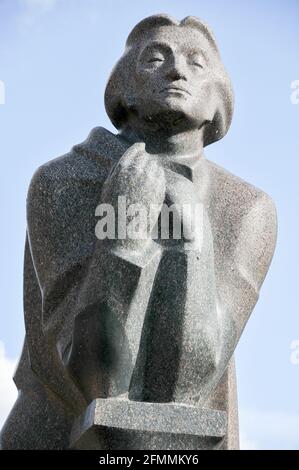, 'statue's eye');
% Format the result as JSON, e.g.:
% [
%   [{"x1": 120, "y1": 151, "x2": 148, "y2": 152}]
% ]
[
  {"x1": 148, "y1": 57, "x2": 164, "y2": 63},
  {"x1": 192, "y1": 61, "x2": 203, "y2": 69},
  {"x1": 189, "y1": 54, "x2": 205, "y2": 69},
  {"x1": 147, "y1": 53, "x2": 164, "y2": 64}
]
